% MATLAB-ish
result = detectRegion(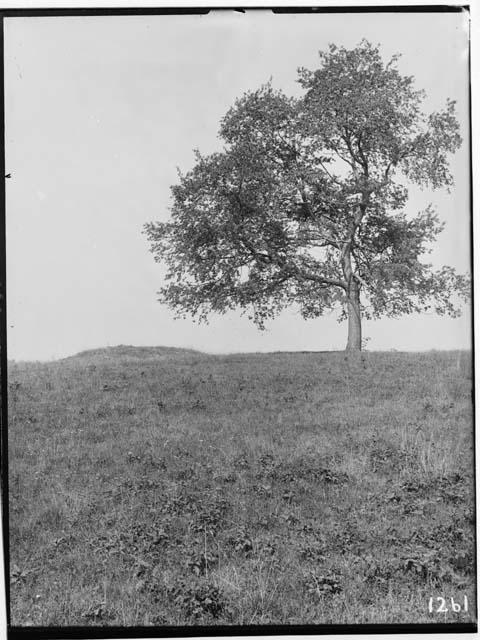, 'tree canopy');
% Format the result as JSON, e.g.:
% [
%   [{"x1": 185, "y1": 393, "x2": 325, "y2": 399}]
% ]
[{"x1": 144, "y1": 40, "x2": 469, "y2": 351}]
